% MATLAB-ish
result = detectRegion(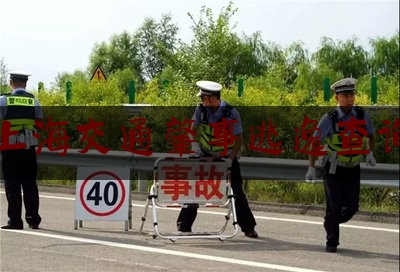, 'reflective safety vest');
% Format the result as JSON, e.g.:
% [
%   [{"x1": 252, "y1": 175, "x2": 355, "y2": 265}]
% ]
[
  {"x1": 327, "y1": 106, "x2": 366, "y2": 163},
  {"x1": 2, "y1": 92, "x2": 36, "y2": 131},
  {"x1": 199, "y1": 103, "x2": 236, "y2": 153}
]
